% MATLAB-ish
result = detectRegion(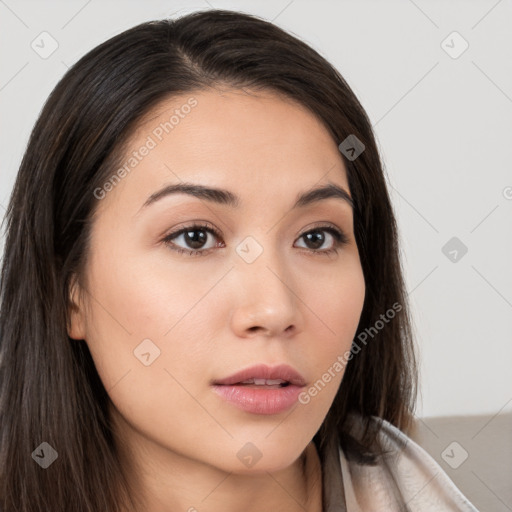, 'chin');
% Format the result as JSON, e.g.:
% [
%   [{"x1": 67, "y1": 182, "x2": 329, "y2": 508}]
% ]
[{"x1": 208, "y1": 438, "x2": 309, "y2": 476}]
